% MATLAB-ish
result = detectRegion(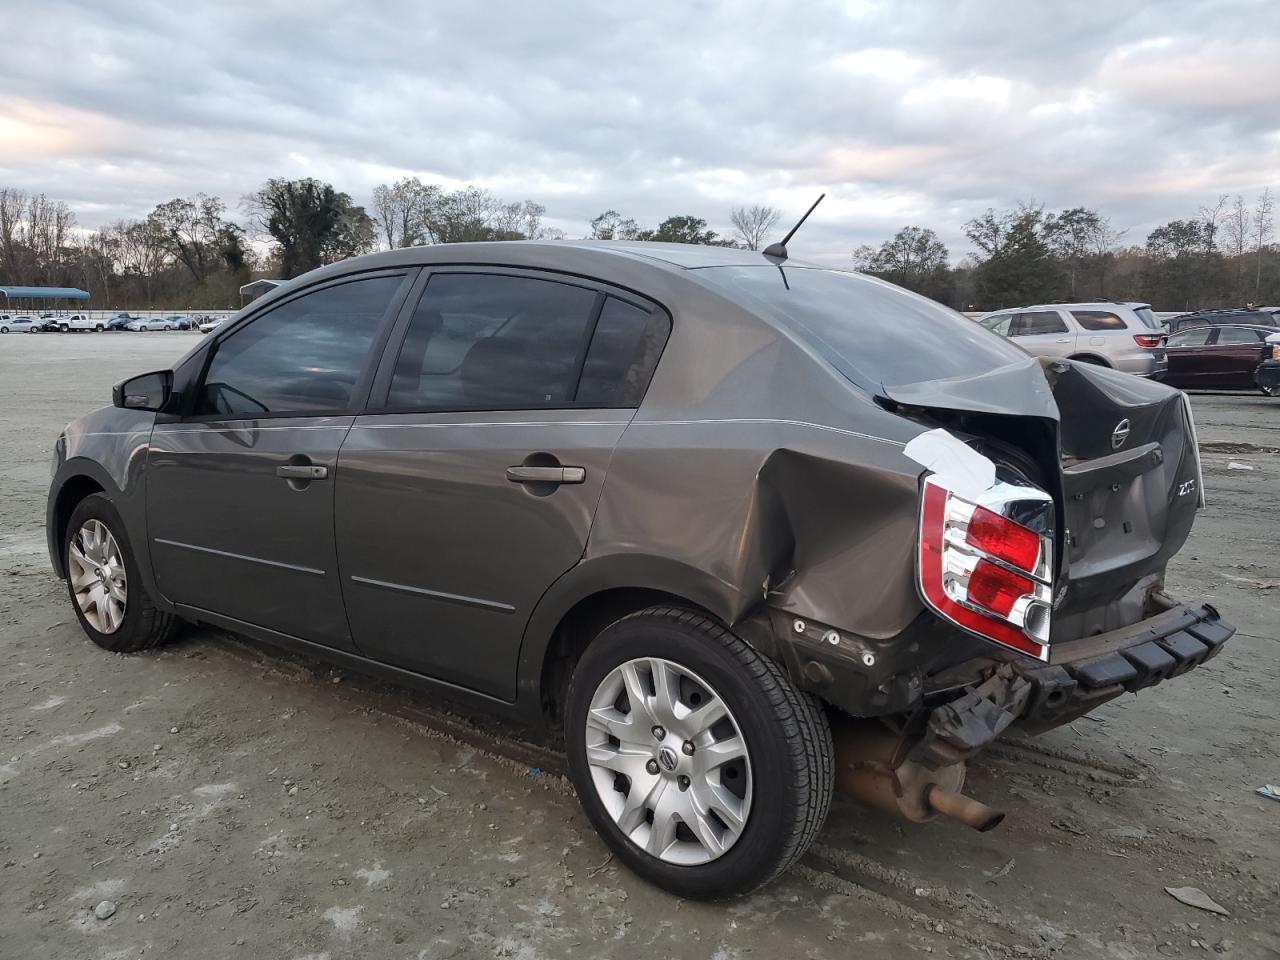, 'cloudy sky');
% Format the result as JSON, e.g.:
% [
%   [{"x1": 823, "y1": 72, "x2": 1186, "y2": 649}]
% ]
[{"x1": 1, "y1": 0, "x2": 1277, "y2": 264}]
